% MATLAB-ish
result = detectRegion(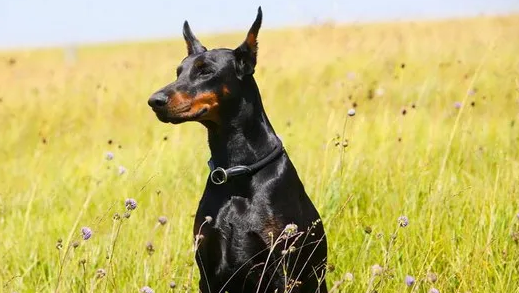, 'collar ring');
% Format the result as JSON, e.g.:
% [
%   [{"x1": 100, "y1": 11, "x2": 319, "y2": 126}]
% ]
[{"x1": 210, "y1": 167, "x2": 227, "y2": 185}]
